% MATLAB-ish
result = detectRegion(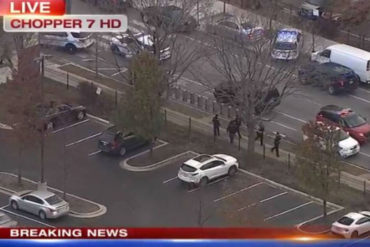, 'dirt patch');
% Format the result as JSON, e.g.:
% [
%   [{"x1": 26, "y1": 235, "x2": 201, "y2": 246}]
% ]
[
  {"x1": 0, "y1": 173, "x2": 99, "y2": 214},
  {"x1": 59, "y1": 64, "x2": 131, "y2": 92}
]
